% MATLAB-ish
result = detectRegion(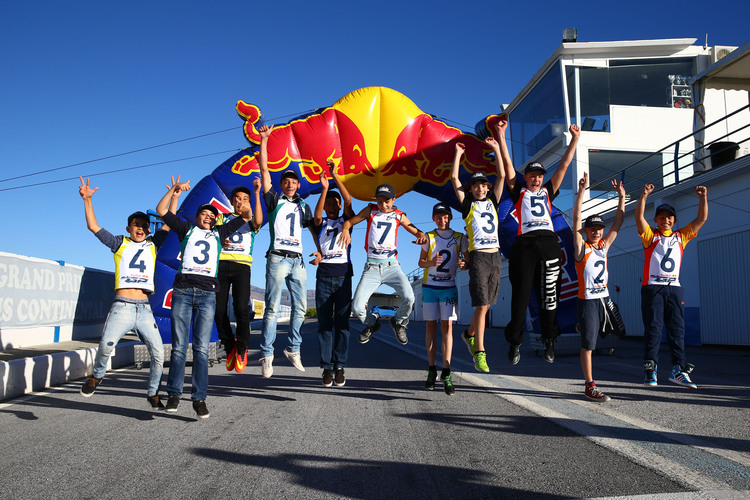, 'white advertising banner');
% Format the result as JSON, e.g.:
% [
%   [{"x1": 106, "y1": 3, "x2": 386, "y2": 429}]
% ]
[{"x1": 0, "y1": 252, "x2": 112, "y2": 328}]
